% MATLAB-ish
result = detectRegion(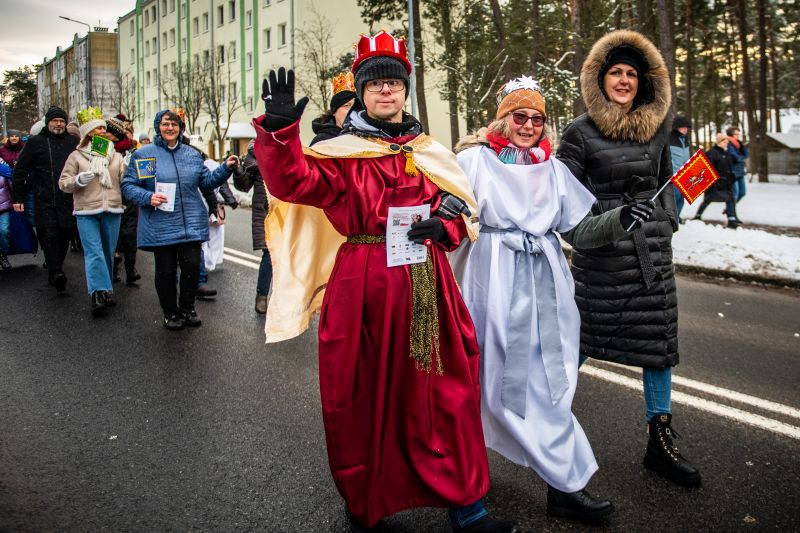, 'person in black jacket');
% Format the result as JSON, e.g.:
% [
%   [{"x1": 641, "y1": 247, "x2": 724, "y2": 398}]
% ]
[
  {"x1": 556, "y1": 30, "x2": 701, "y2": 487},
  {"x1": 693, "y1": 133, "x2": 738, "y2": 228},
  {"x1": 11, "y1": 106, "x2": 79, "y2": 291},
  {"x1": 232, "y1": 140, "x2": 272, "y2": 313},
  {"x1": 309, "y1": 72, "x2": 356, "y2": 146}
]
